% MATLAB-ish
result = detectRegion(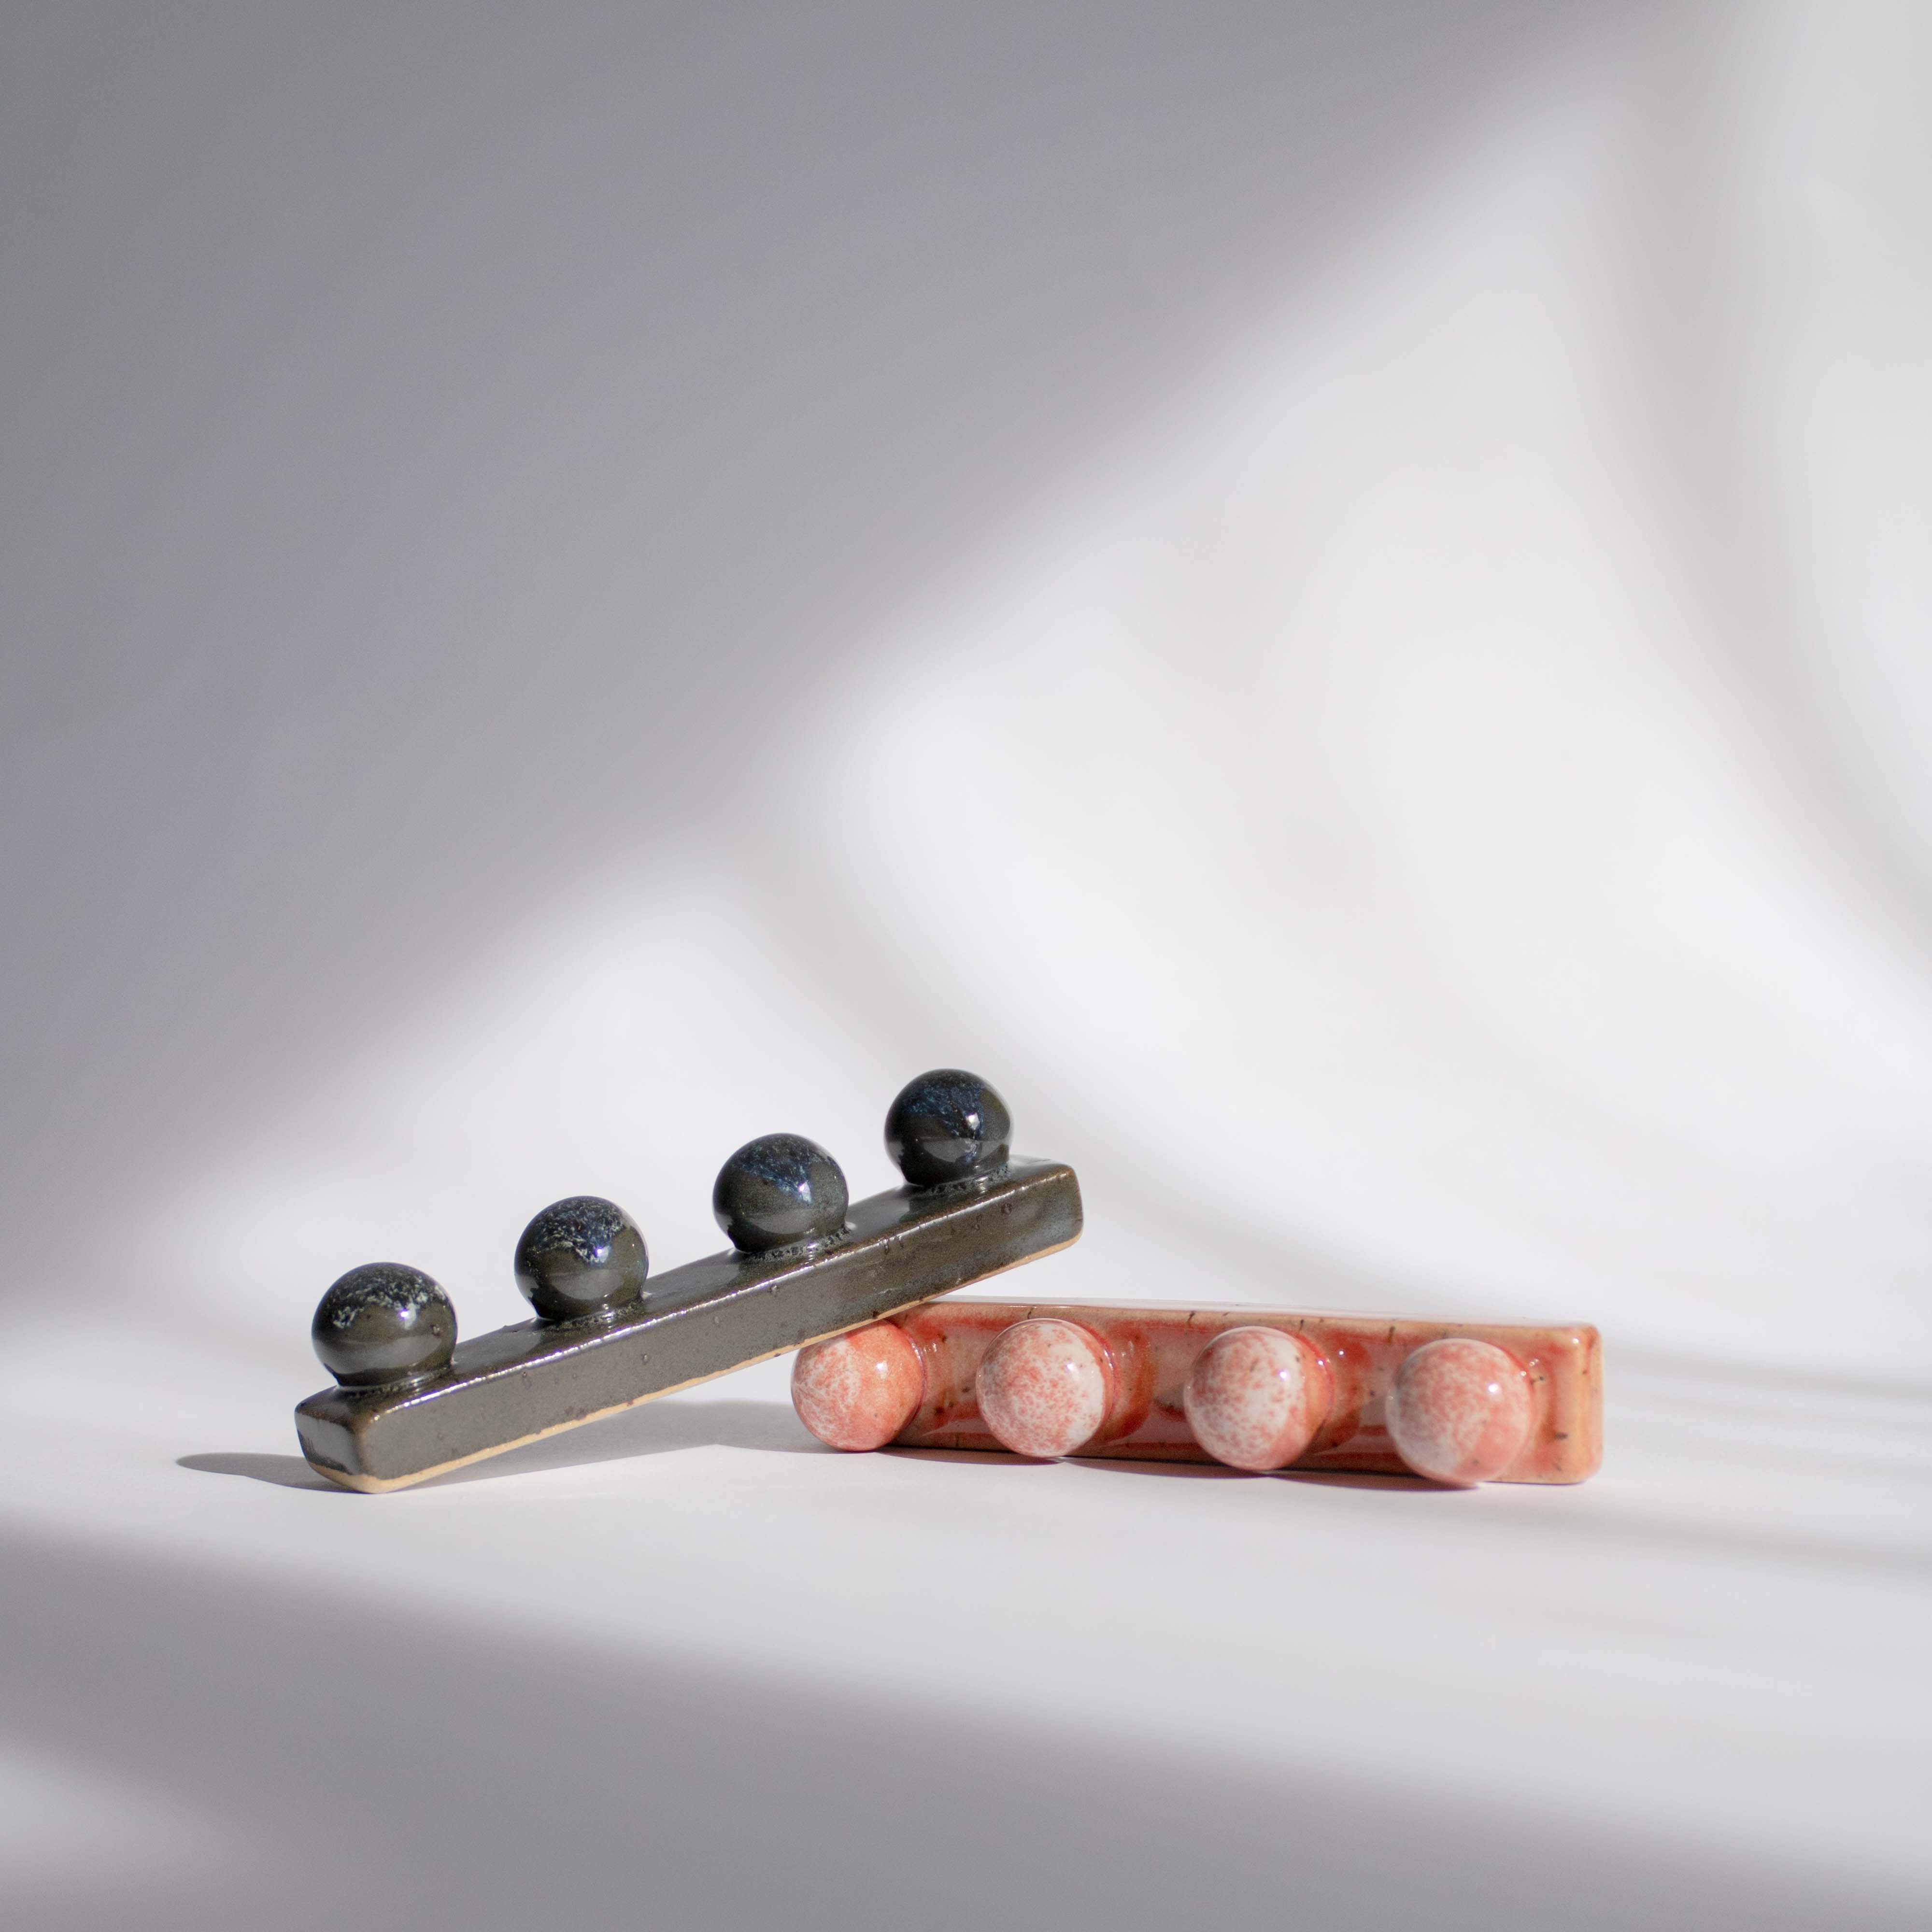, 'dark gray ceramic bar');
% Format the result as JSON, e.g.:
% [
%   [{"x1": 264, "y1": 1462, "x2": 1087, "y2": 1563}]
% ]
[{"x1": 296, "y1": 1157, "x2": 1081, "y2": 1491}]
